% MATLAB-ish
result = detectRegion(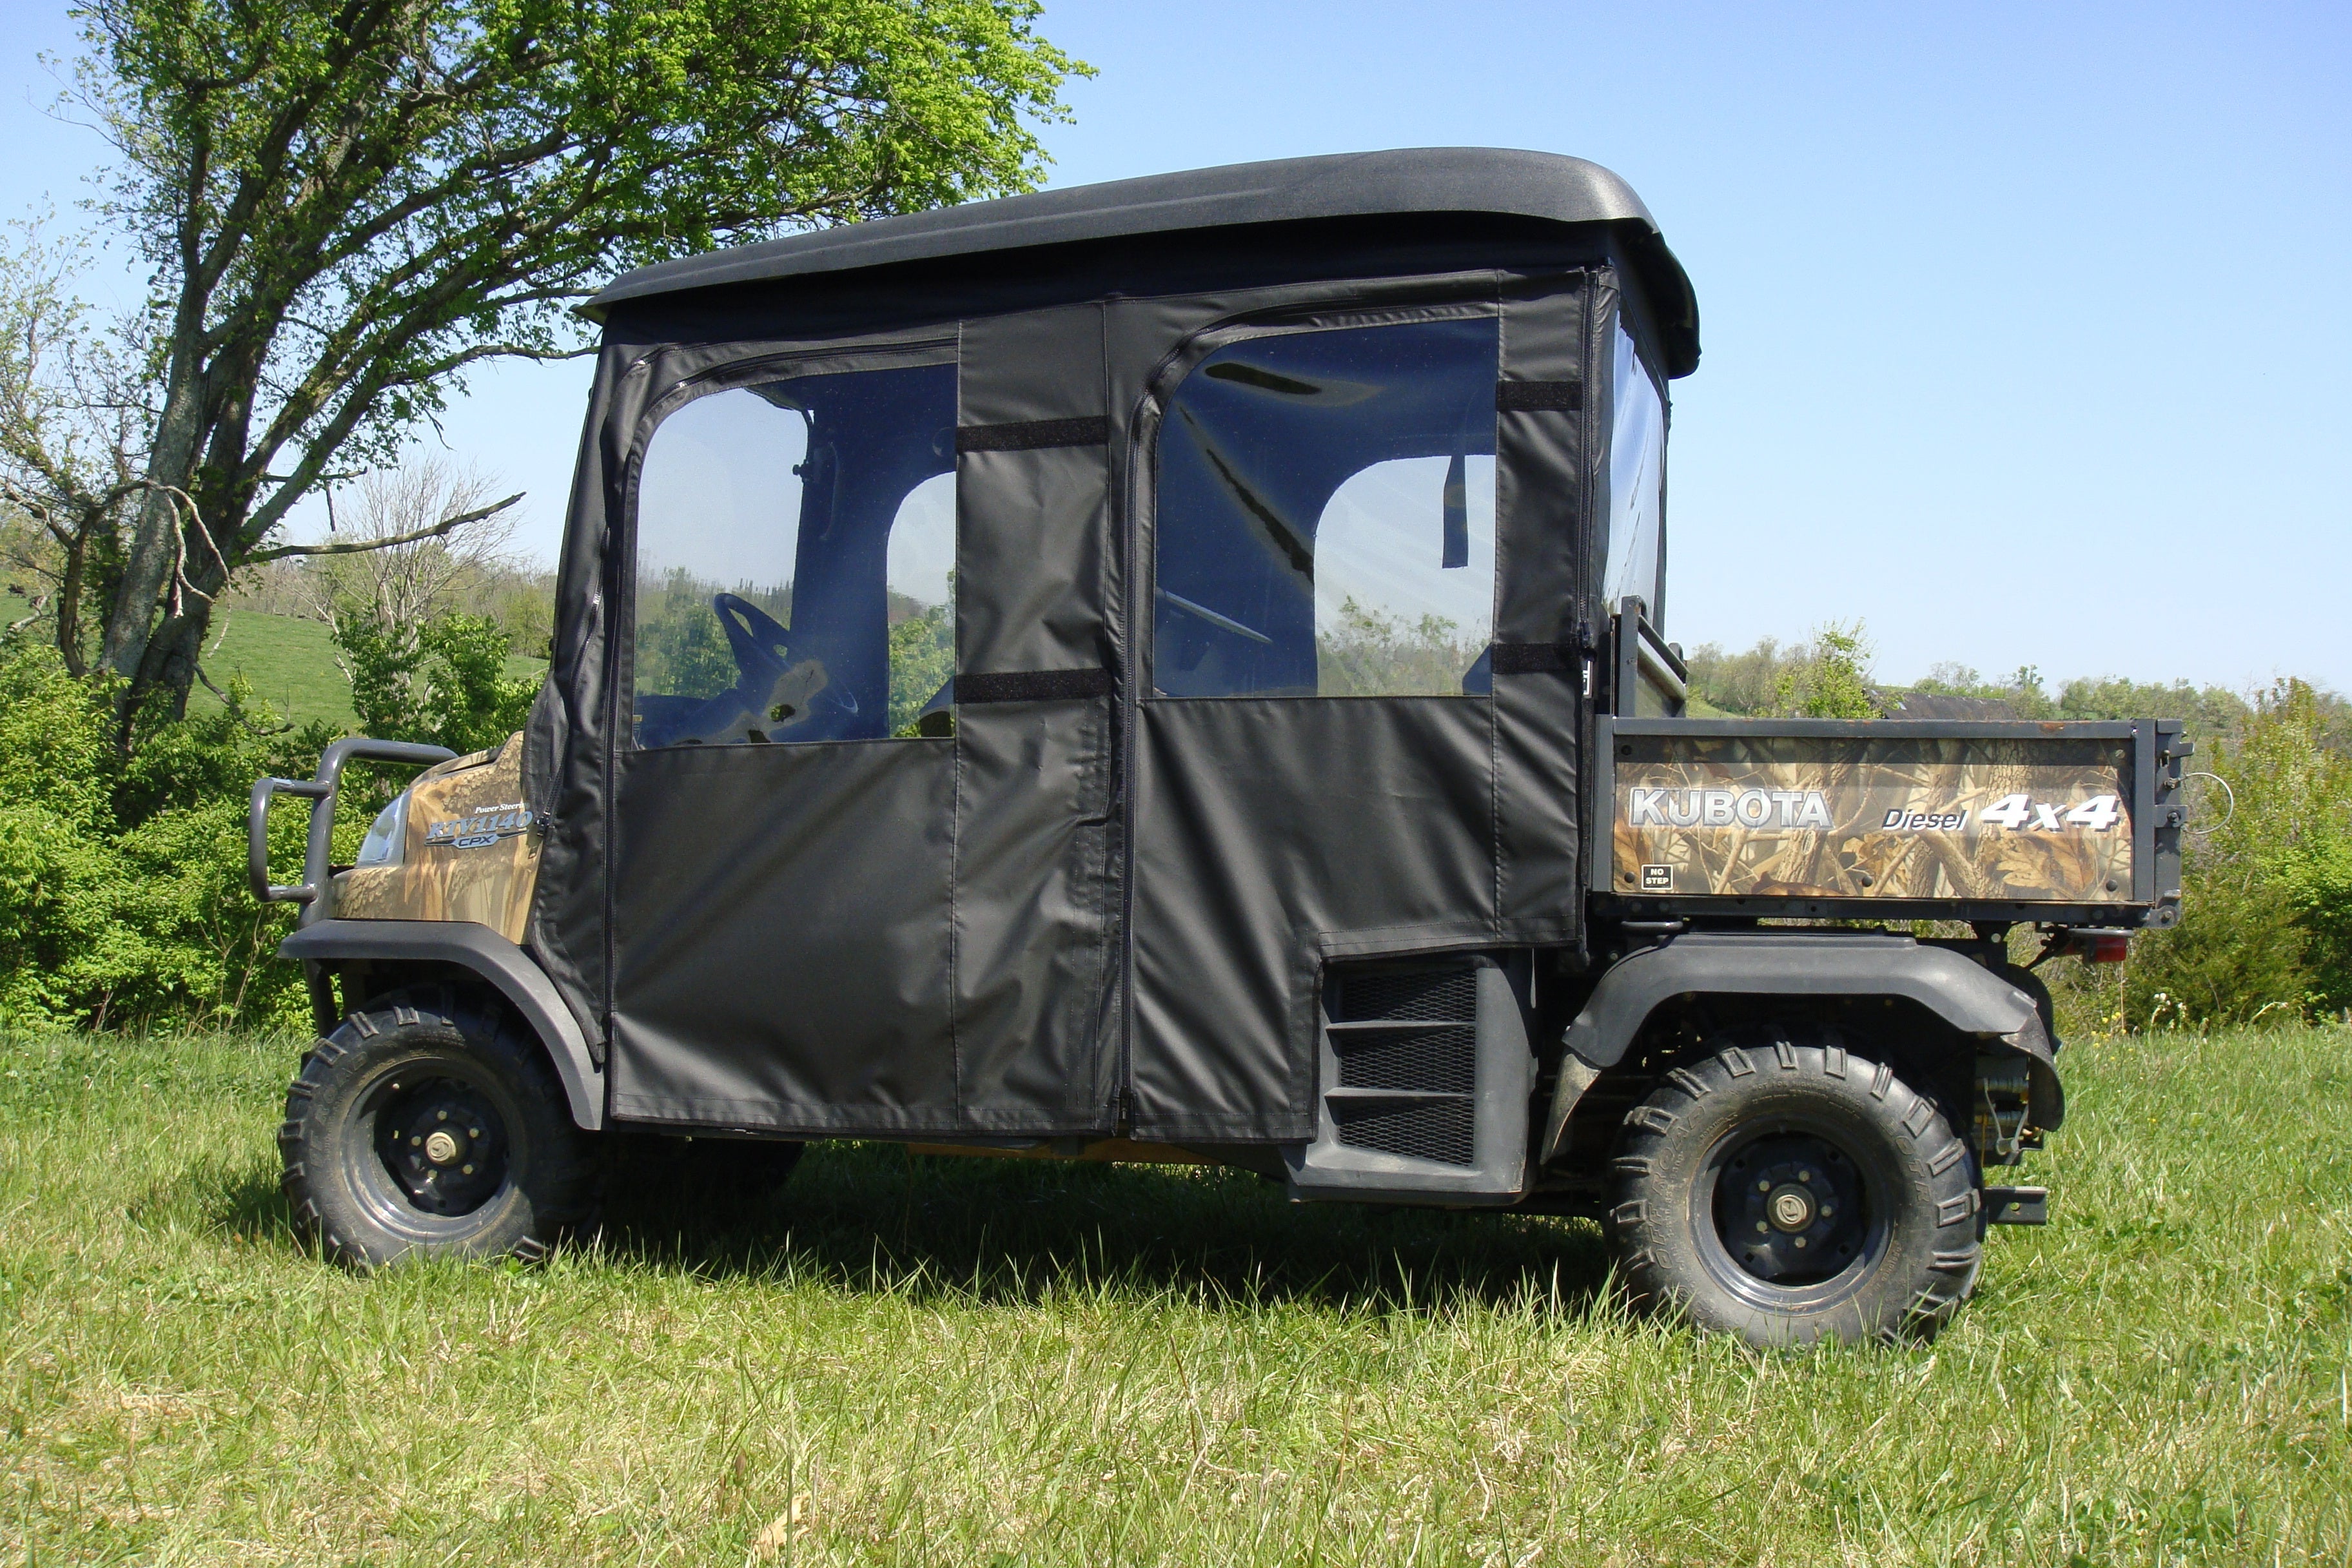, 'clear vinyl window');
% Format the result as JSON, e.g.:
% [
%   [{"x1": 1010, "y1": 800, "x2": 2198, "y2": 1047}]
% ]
[
  {"x1": 1153, "y1": 317, "x2": 1500, "y2": 698},
  {"x1": 1602, "y1": 317, "x2": 1666, "y2": 621},
  {"x1": 629, "y1": 360, "x2": 956, "y2": 747}
]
